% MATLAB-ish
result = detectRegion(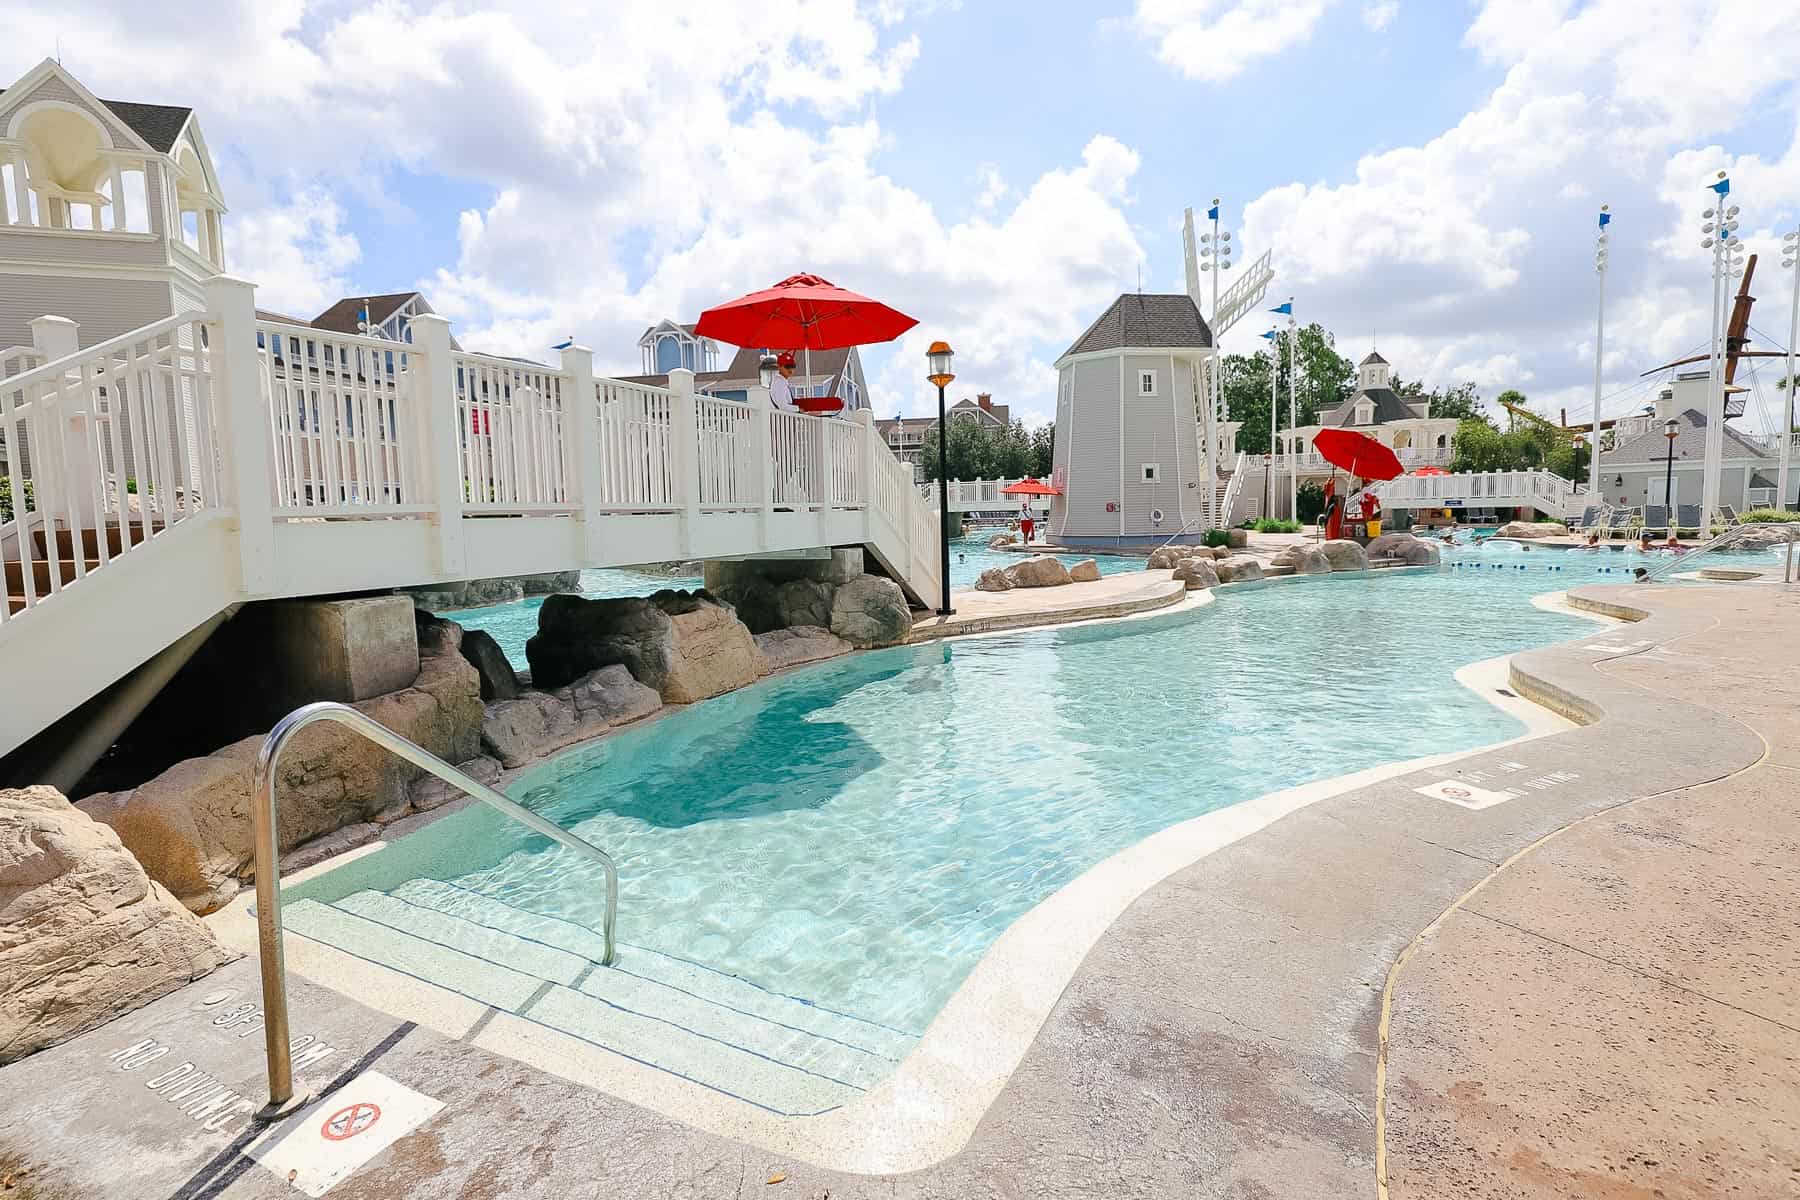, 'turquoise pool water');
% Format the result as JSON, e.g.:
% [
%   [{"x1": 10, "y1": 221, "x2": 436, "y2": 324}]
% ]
[
  {"x1": 290, "y1": 545, "x2": 1800, "y2": 1038},
  {"x1": 449, "y1": 534, "x2": 1142, "y2": 668}
]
